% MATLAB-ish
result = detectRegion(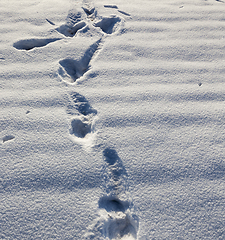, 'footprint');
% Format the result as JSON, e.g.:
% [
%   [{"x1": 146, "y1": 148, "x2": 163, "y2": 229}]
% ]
[
  {"x1": 104, "y1": 5, "x2": 118, "y2": 9},
  {"x1": 102, "y1": 210, "x2": 138, "y2": 240},
  {"x1": 102, "y1": 148, "x2": 128, "y2": 196},
  {"x1": 46, "y1": 18, "x2": 55, "y2": 25},
  {"x1": 13, "y1": 38, "x2": 61, "y2": 50},
  {"x1": 117, "y1": 10, "x2": 131, "y2": 17},
  {"x1": 85, "y1": 149, "x2": 139, "y2": 239},
  {"x1": 2, "y1": 135, "x2": 15, "y2": 143},
  {"x1": 58, "y1": 38, "x2": 102, "y2": 83},
  {"x1": 67, "y1": 91, "x2": 97, "y2": 141},
  {"x1": 94, "y1": 16, "x2": 122, "y2": 34},
  {"x1": 67, "y1": 92, "x2": 97, "y2": 116},
  {"x1": 56, "y1": 8, "x2": 87, "y2": 37},
  {"x1": 70, "y1": 118, "x2": 92, "y2": 138},
  {"x1": 82, "y1": 1, "x2": 123, "y2": 35},
  {"x1": 104, "y1": 4, "x2": 130, "y2": 17}
]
